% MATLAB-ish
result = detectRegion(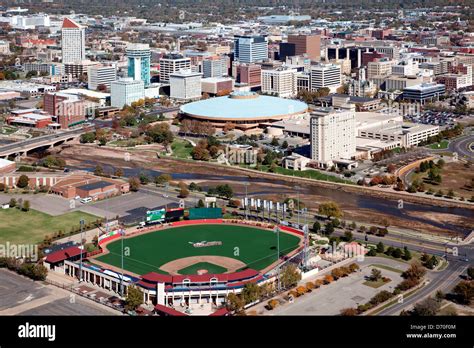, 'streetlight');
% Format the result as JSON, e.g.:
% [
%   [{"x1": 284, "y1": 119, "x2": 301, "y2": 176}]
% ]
[{"x1": 79, "y1": 219, "x2": 85, "y2": 282}]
